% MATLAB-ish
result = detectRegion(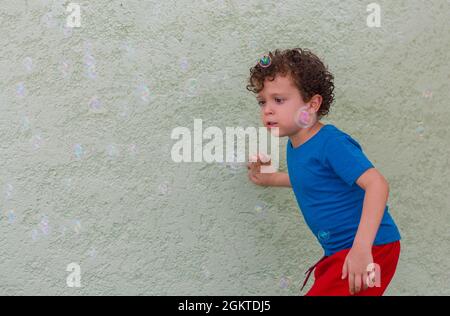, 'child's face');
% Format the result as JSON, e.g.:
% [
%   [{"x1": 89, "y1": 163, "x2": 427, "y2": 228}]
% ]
[{"x1": 256, "y1": 74, "x2": 311, "y2": 137}]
